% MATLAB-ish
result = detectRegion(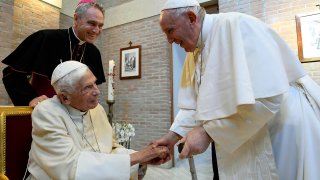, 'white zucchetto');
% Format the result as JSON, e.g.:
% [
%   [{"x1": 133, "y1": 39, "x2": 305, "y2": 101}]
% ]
[
  {"x1": 161, "y1": 0, "x2": 200, "y2": 10},
  {"x1": 51, "y1": 60, "x2": 87, "y2": 85}
]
